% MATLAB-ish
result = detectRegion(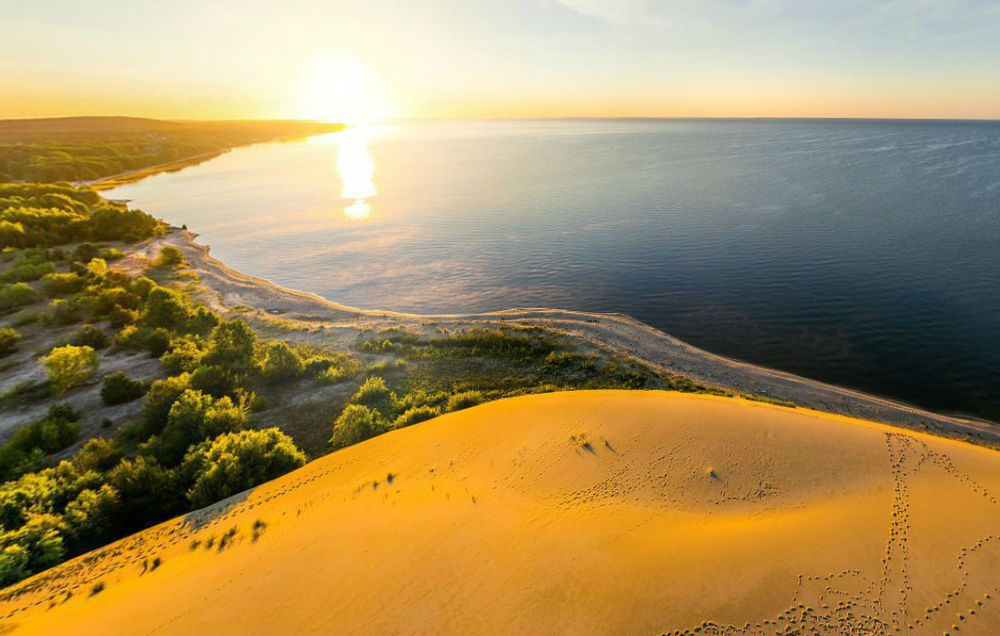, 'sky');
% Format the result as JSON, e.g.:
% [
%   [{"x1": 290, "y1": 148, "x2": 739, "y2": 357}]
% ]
[{"x1": 2, "y1": 0, "x2": 1000, "y2": 121}]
